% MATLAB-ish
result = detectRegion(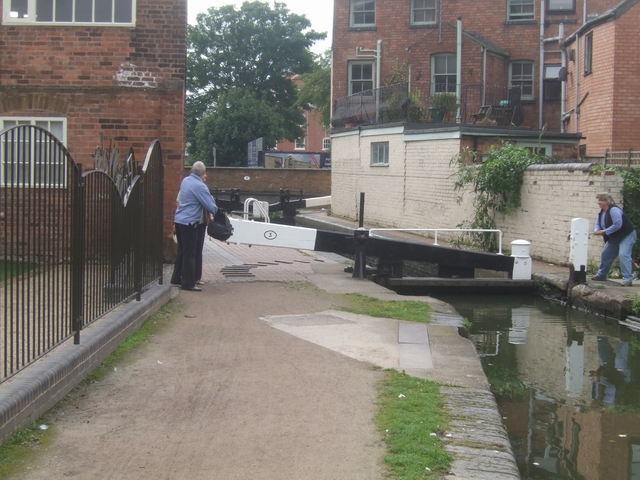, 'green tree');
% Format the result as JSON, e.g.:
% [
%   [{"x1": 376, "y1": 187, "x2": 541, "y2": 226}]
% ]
[
  {"x1": 194, "y1": 89, "x2": 287, "y2": 167},
  {"x1": 187, "y1": 1, "x2": 325, "y2": 165},
  {"x1": 297, "y1": 50, "x2": 332, "y2": 132}
]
